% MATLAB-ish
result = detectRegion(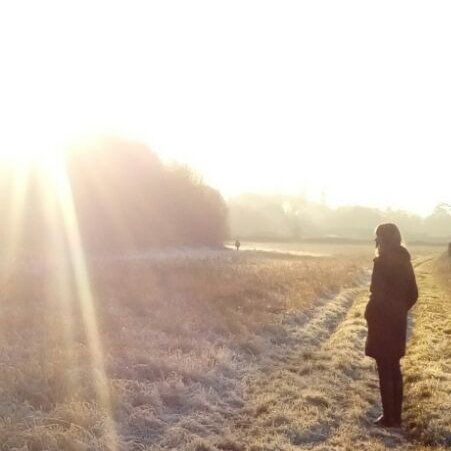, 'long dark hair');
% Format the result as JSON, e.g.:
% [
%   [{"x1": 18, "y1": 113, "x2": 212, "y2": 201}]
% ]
[{"x1": 375, "y1": 223, "x2": 404, "y2": 256}]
